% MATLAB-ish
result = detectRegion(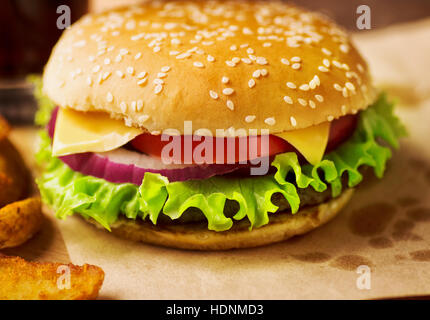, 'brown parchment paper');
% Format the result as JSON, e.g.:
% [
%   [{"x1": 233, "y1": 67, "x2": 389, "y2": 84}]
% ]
[{"x1": 44, "y1": 19, "x2": 430, "y2": 299}]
